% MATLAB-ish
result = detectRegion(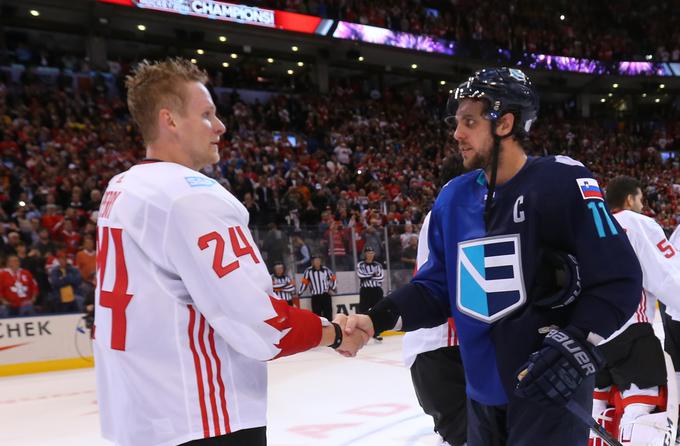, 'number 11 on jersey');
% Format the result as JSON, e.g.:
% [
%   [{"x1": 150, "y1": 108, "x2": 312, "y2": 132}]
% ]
[
  {"x1": 98, "y1": 227, "x2": 134, "y2": 351},
  {"x1": 587, "y1": 202, "x2": 619, "y2": 238}
]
